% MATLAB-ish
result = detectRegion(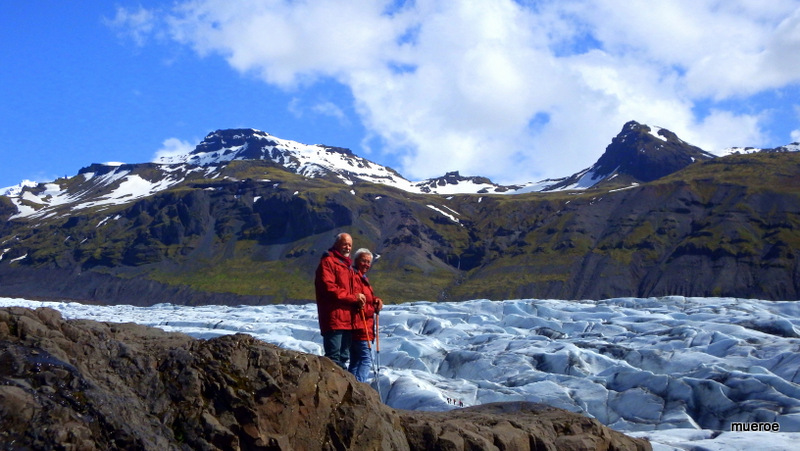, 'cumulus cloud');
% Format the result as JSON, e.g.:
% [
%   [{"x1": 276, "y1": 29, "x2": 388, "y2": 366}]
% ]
[
  {"x1": 311, "y1": 102, "x2": 349, "y2": 124},
  {"x1": 164, "y1": 0, "x2": 399, "y2": 87},
  {"x1": 104, "y1": 6, "x2": 158, "y2": 47},
  {"x1": 117, "y1": 0, "x2": 800, "y2": 183},
  {"x1": 289, "y1": 97, "x2": 350, "y2": 125},
  {"x1": 152, "y1": 137, "x2": 195, "y2": 162}
]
